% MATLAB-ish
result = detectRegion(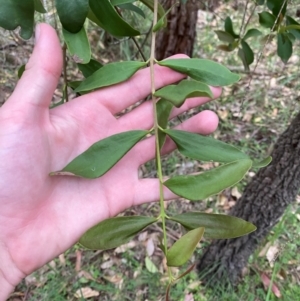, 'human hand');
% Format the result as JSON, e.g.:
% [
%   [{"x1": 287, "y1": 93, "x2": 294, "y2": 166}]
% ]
[{"x1": 0, "y1": 24, "x2": 220, "y2": 299}]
